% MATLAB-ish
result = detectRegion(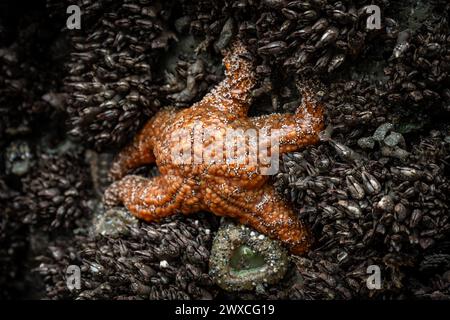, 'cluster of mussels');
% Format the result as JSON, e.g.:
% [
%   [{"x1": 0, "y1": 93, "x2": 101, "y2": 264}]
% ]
[
  {"x1": 384, "y1": 7, "x2": 450, "y2": 113},
  {"x1": 0, "y1": 19, "x2": 59, "y2": 149},
  {"x1": 0, "y1": 176, "x2": 28, "y2": 299},
  {"x1": 274, "y1": 126, "x2": 450, "y2": 298},
  {"x1": 13, "y1": 150, "x2": 92, "y2": 231},
  {"x1": 55, "y1": 0, "x2": 400, "y2": 152},
  {"x1": 59, "y1": 0, "x2": 170, "y2": 150},
  {"x1": 37, "y1": 214, "x2": 216, "y2": 299},
  {"x1": 246, "y1": 0, "x2": 391, "y2": 73},
  {"x1": 176, "y1": 0, "x2": 397, "y2": 111},
  {"x1": 0, "y1": 0, "x2": 71, "y2": 298},
  {"x1": 1, "y1": 0, "x2": 450, "y2": 300}
]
